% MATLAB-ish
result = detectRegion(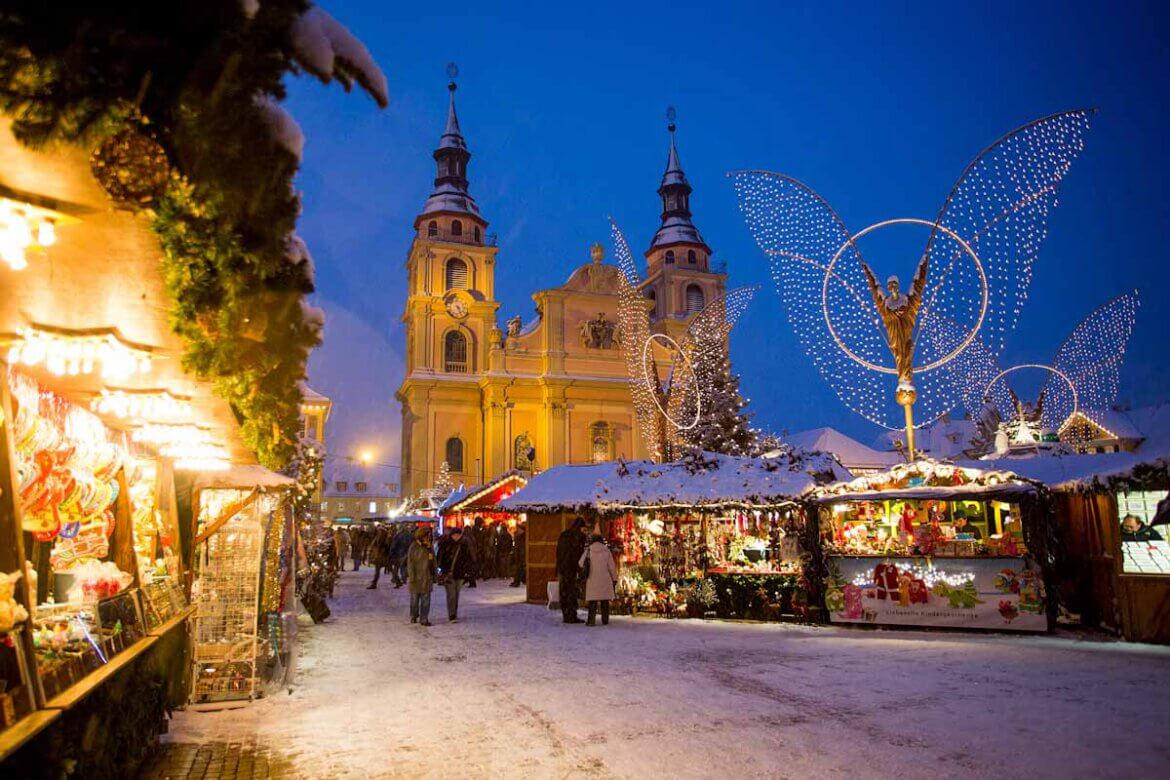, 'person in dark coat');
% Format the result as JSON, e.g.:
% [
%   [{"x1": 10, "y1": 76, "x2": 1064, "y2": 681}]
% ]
[
  {"x1": 438, "y1": 526, "x2": 475, "y2": 622},
  {"x1": 510, "y1": 522, "x2": 527, "y2": 588},
  {"x1": 388, "y1": 524, "x2": 414, "y2": 587},
  {"x1": 407, "y1": 527, "x2": 436, "y2": 626},
  {"x1": 494, "y1": 524, "x2": 514, "y2": 580},
  {"x1": 367, "y1": 526, "x2": 391, "y2": 589},
  {"x1": 556, "y1": 517, "x2": 587, "y2": 623},
  {"x1": 1122, "y1": 514, "x2": 1164, "y2": 542}
]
